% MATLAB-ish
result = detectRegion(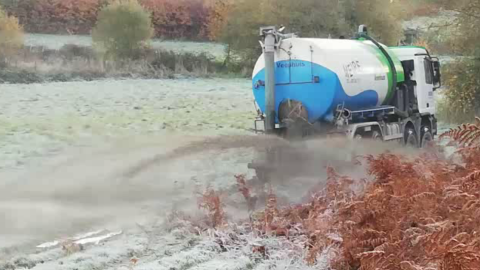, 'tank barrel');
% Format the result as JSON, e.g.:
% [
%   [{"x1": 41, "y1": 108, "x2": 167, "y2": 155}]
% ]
[
  {"x1": 253, "y1": 25, "x2": 405, "y2": 127},
  {"x1": 261, "y1": 27, "x2": 277, "y2": 133}
]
